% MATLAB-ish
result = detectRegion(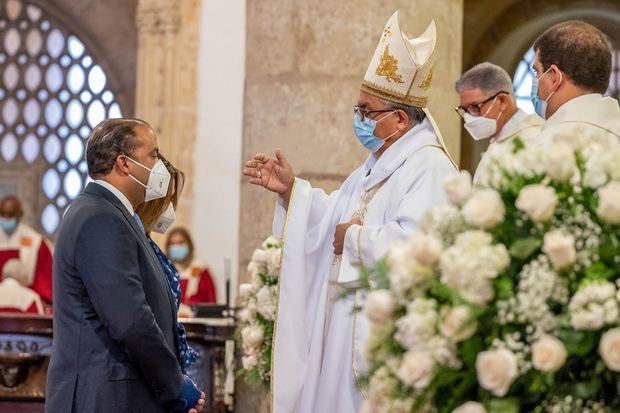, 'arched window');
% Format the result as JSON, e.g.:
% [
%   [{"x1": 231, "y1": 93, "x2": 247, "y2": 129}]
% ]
[
  {"x1": 0, "y1": 0, "x2": 123, "y2": 235},
  {"x1": 513, "y1": 45, "x2": 620, "y2": 114}
]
